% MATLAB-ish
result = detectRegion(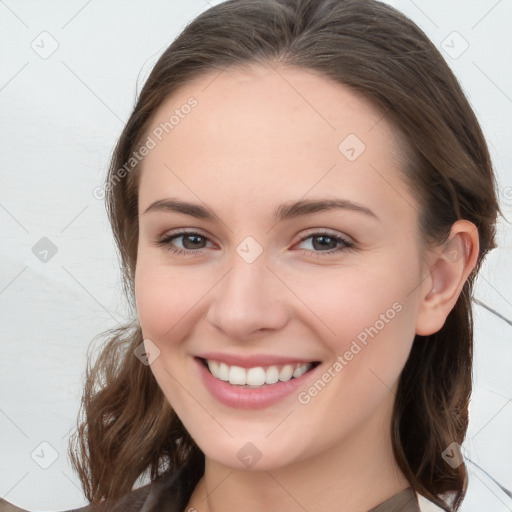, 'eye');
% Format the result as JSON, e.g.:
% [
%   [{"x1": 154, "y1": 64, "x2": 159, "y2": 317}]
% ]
[
  {"x1": 155, "y1": 231, "x2": 213, "y2": 255},
  {"x1": 295, "y1": 231, "x2": 353, "y2": 258},
  {"x1": 155, "y1": 229, "x2": 354, "y2": 258}
]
